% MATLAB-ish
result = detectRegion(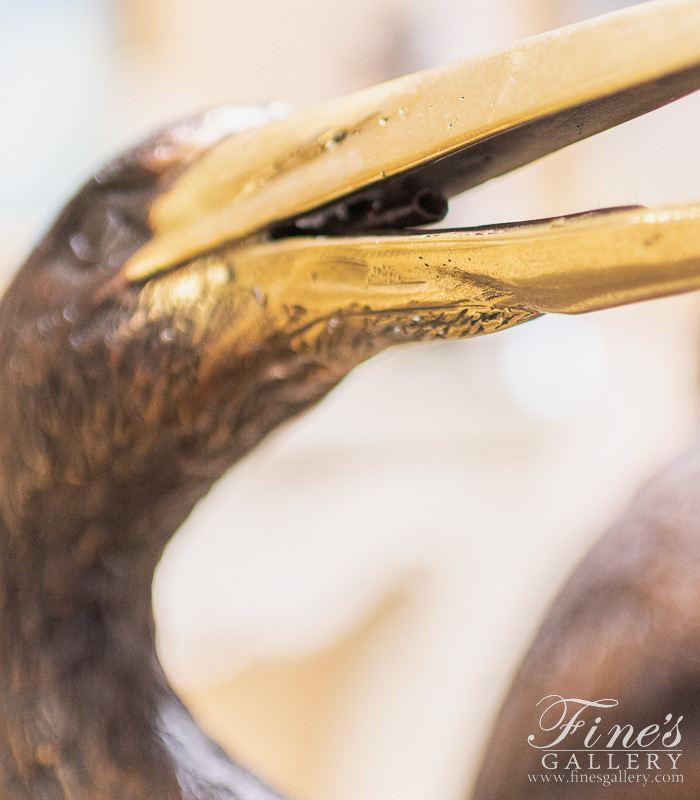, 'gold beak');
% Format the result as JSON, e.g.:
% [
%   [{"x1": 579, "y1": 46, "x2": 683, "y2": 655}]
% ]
[{"x1": 123, "y1": 0, "x2": 700, "y2": 337}]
